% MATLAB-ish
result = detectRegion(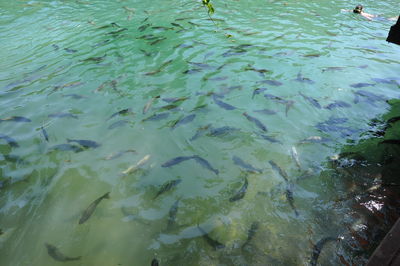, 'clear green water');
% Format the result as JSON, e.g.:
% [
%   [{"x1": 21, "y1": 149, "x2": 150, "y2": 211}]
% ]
[{"x1": 0, "y1": 0, "x2": 399, "y2": 265}]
